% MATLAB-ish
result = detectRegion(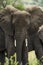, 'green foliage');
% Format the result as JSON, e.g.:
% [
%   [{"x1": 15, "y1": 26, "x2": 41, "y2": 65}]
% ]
[
  {"x1": 0, "y1": 0, "x2": 43, "y2": 10},
  {"x1": 12, "y1": 0, "x2": 25, "y2": 10},
  {"x1": 14, "y1": 4, "x2": 24, "y2": 10},
  {"x1": 0, "y1": 51, "x2": 41, "y2": 65},
  {"x1": 29, "y1": 51, "x2": 40, "y2": 65}
]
